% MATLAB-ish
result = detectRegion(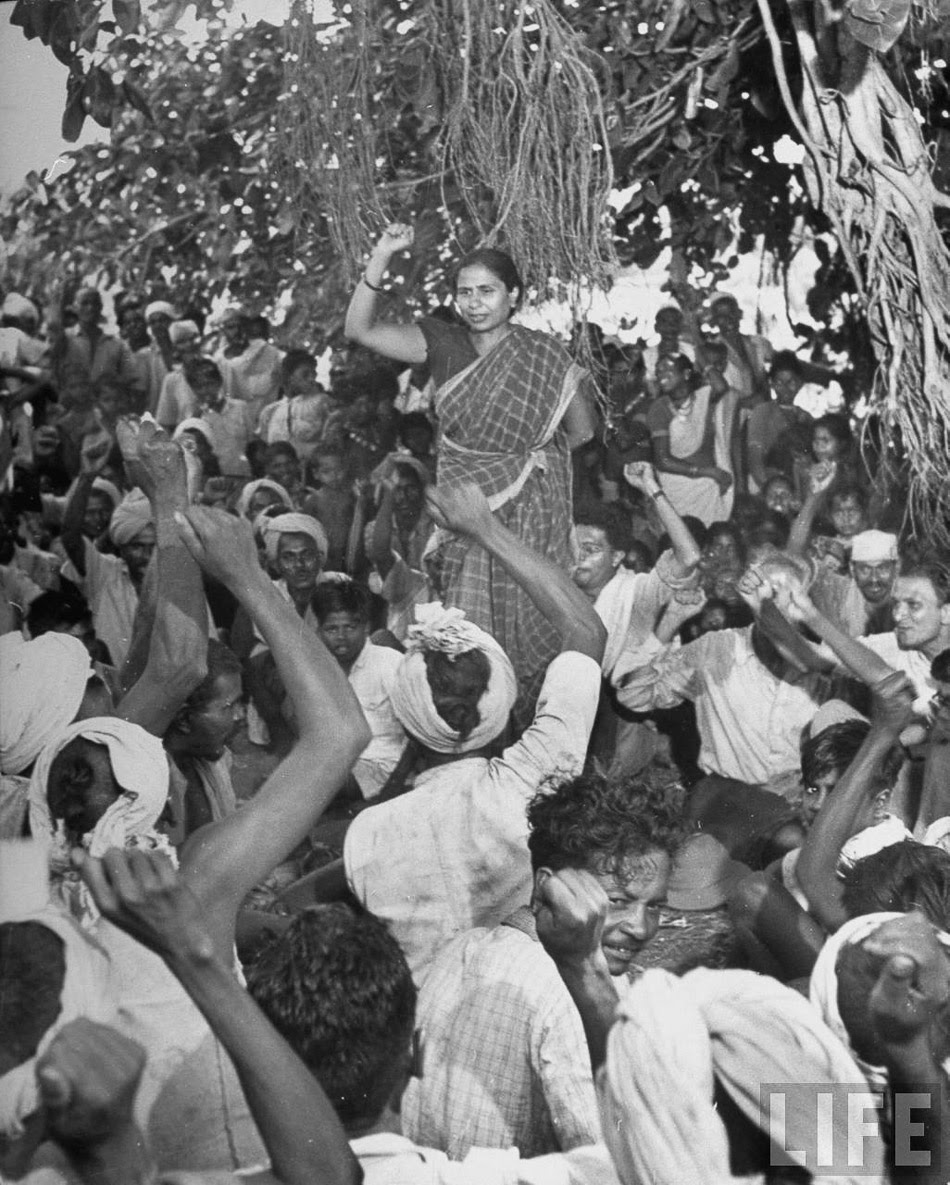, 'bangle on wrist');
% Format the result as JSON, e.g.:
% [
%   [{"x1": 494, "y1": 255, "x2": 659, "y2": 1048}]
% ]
[
  {"x1": 360, "y1": 274, "x2": 386, "y2": 294},
  {"x1": 649, "y1": 487, "x2": 665, "y2": 501}
]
